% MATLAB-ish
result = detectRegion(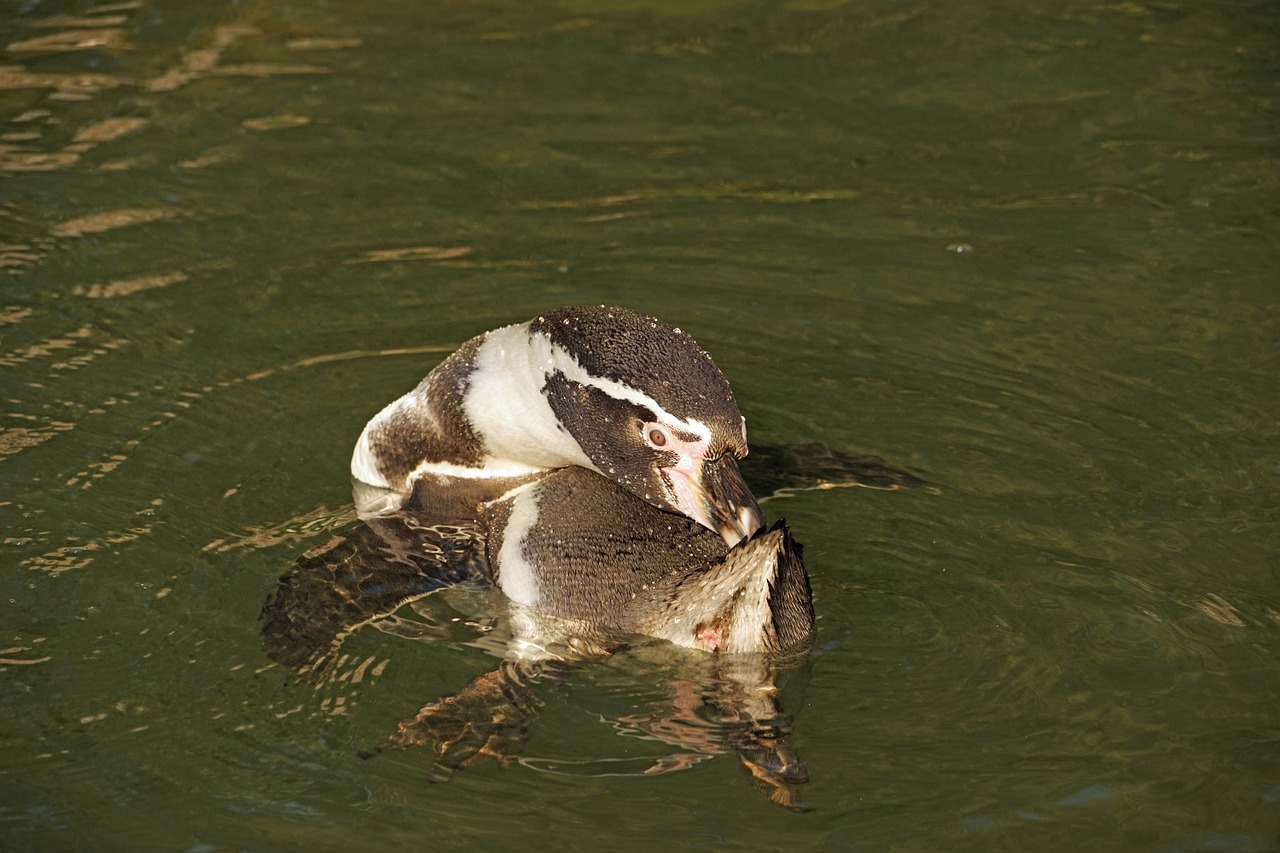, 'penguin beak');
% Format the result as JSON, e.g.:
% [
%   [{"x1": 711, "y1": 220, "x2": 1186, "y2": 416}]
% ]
[{"x1": 665, "y1": 453, "x2": 765, "y2": 547}]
